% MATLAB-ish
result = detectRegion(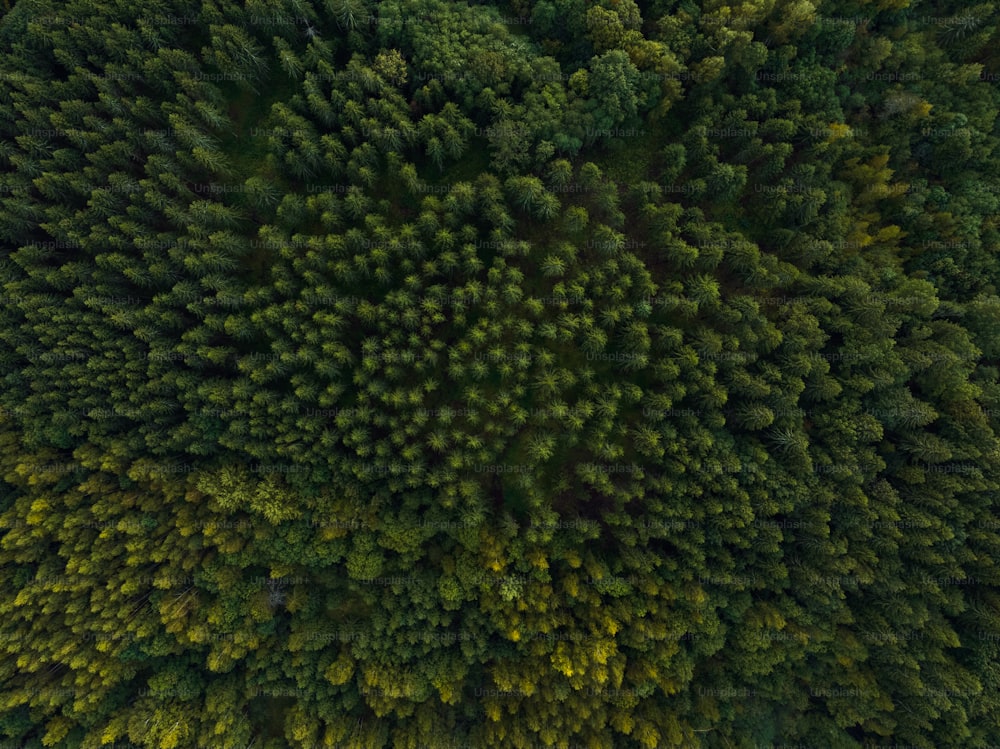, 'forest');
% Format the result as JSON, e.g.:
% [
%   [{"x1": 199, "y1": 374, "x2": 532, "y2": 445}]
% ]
[{"x1": 1, "y1": 0, "x2": 1000, "y2": 746}]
